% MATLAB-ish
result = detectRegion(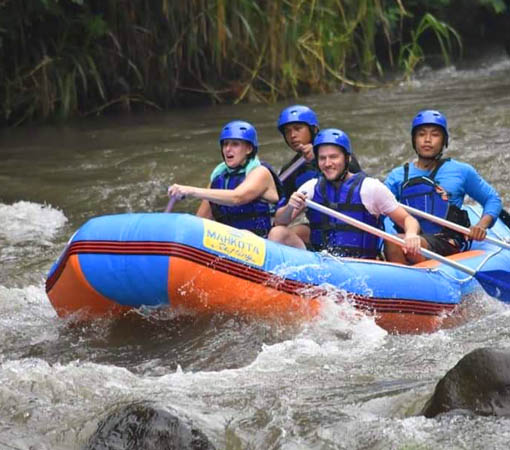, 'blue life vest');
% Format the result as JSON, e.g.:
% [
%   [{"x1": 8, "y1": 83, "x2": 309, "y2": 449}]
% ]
[
  {"x1": 400, "y1": 158, "x2": 471, "y2": 235},
  {"x1": 279, "y1": 156, "x2": 318, "y2": 202},
  {"x1": 400, "y1": 159, "x2": 449, "y2": 233},
  {"x1": 210, "y1": 161, "x2": 282, "y2": 237},
  {"x1": 399, "y1": 159, "x2": 471, "y2": 250},
  {"x1": 305, "y1": 173, "x2": 380, "y2": 259}
]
